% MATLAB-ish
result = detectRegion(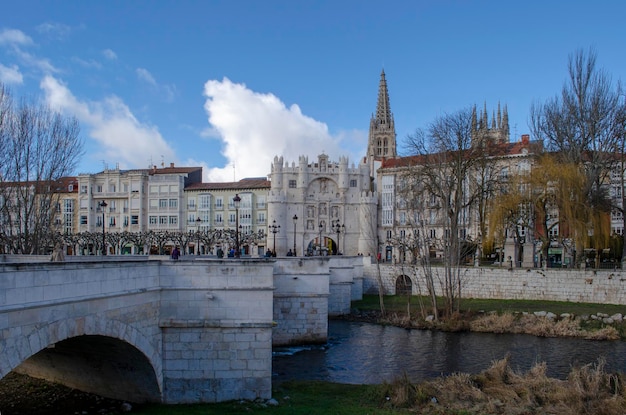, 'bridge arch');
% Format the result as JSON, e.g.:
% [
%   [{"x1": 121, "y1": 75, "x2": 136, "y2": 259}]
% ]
[{"x1": 2, "y1": 315, "x2": 162, "y2": 403}]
